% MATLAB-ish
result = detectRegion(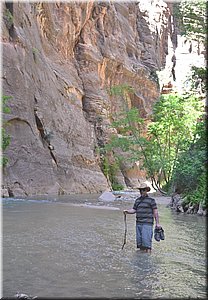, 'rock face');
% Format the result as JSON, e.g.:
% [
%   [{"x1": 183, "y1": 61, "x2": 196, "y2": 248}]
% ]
[{"x1": 2, "y1": 1, "x2": 173, "y2": 196}]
